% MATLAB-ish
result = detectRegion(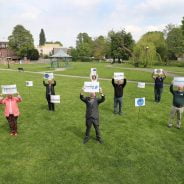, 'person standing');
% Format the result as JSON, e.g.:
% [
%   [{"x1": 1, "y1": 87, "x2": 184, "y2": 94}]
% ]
[
  {"x1": 168, "y1": 84, "x2": 184, "y2": 129},
  {"x1": 43, "y1": 79, "x2": 56, "y2": 111},
  {"x1": 112, "y1": 78, "x2": 127, "y2": 115},
  {"x1": 152, "y1": 71, "x2": 166, "y2": 103},
  {"x1": 80, "y1": 88, "x2": 105, "y2": 144},
  {"x1": 0, "y1": 93, "x2": 22, "y2": 136}
]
